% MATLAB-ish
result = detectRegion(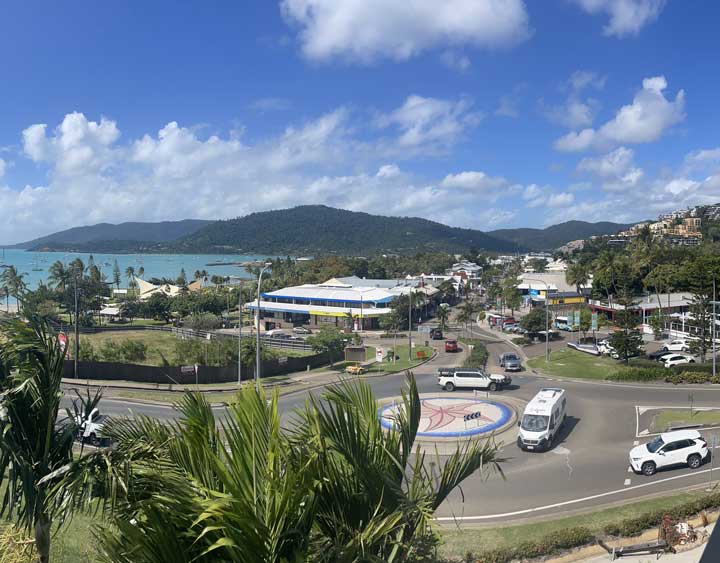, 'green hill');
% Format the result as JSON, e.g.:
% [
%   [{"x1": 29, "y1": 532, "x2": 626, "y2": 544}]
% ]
[
  {"x1": 488, "y1": 220, "x2": 630, "y2": 251},
  {"x1": 170, "y1": 205, "x2": 519, "y2": 254}
]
